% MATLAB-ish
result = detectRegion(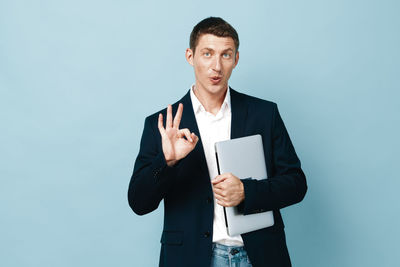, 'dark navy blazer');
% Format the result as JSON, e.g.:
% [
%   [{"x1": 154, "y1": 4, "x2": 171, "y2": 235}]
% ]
[{"x1": 128, "y1": 88, "x2": 307, "y2": 267}]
